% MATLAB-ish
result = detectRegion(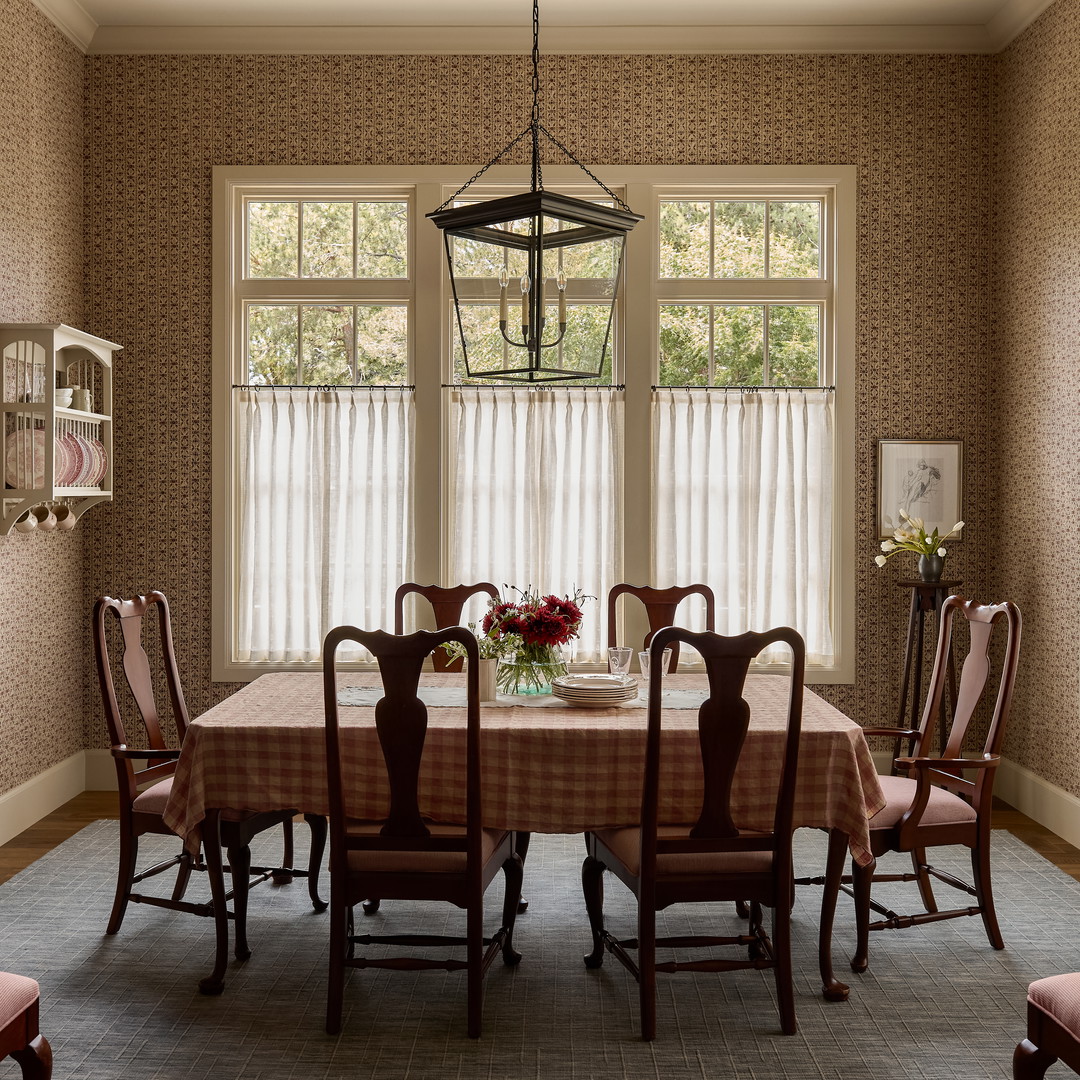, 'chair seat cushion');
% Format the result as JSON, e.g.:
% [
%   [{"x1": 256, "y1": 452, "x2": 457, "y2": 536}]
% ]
[
  {"x1": 132, "y1": 777, "x2": 174, "y2": 815},
  {"x1": 1029, "y1": 974, "x2": 1080, "y2": 1034},
  {"x1": 132, "y1": 777, "x2": 251, "y2": 823},
  {"x1": 344, "y1": 822, "x2": 508, "y2": 874},
  {"x1": 593, "y1": 825, "x2": 774, "y2": 876},
  {"x1": 0, "y1": 971, "x2": 39, "y2": 1029},
  {"x1": 869, "y1": 774, "x2": 978, "y2": 830}
]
